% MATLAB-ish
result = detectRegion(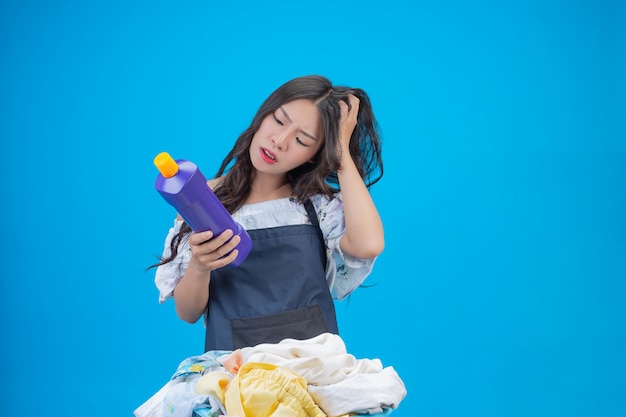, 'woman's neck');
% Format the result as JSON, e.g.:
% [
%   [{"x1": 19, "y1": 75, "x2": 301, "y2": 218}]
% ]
[{"x1": 246, "y1": 174, "x2": 293, "y2": 204}]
